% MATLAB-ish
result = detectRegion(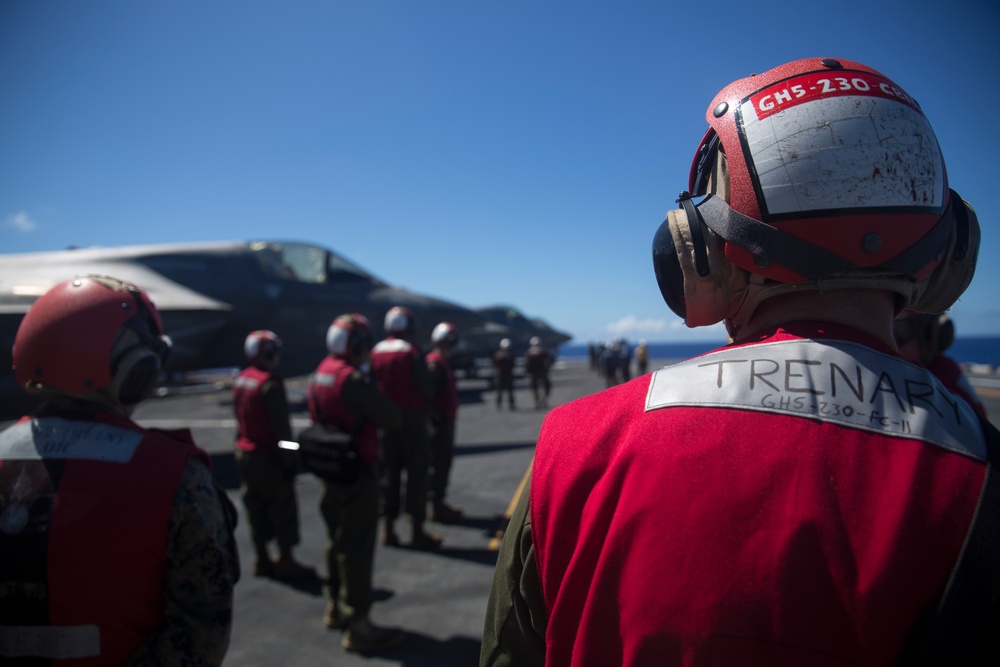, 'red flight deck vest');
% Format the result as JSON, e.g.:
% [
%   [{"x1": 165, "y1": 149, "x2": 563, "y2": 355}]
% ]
[
  {"x1": 308, "y1": 356, "x2": 380, "y2": 464},
  {"x1": 0, "y1": 413, "x2": 203, "y2": 665},
  {"x1": 426, "y1": 349, "x2": 458, "y2": 422},
  {"x1": 232, "y1": 365, "x2": 283, "y2": 452},
  {"x1": 370, "y1": 336, "x2": 428, "y2": 412},
  {"x1": 531, "y1": 324, "x2": 987, "y2": 667},
  {"x1": 927, "y1": 354, "x2": 987, "y2": 418}
]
